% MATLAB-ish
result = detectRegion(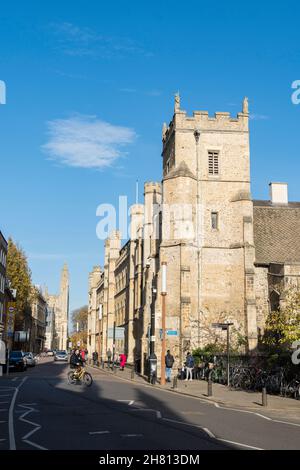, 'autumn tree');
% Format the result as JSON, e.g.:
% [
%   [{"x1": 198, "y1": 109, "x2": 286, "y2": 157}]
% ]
[
  {"x1": 69, "y1": 305, "x2": 88, "y2": 349},
  {"x1": 6, "y1": 238, "x2": 32, "y2": 328},
  {"x1": 263, "y1": 285, "x2": 300, "y2": 348},
  {"x1": 71, "y1": 305, "x2": 88, "y2": 332}
]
